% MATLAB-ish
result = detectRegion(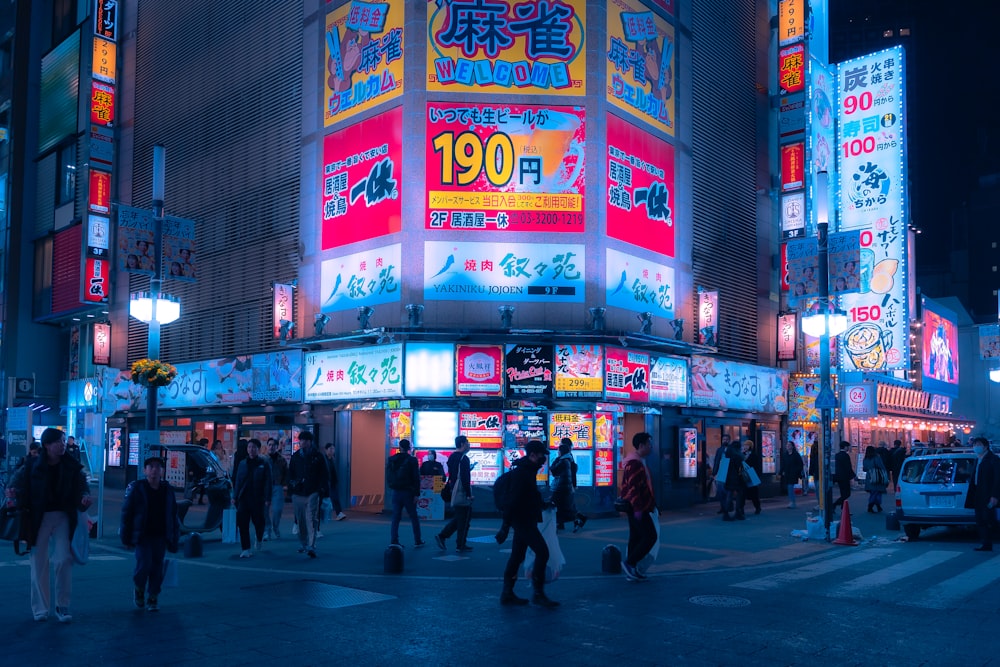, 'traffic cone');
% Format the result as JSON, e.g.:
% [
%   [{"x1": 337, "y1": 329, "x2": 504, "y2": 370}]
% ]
[{"x1": 832, "y1": 500, "x2": 858, "y2": 546}]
